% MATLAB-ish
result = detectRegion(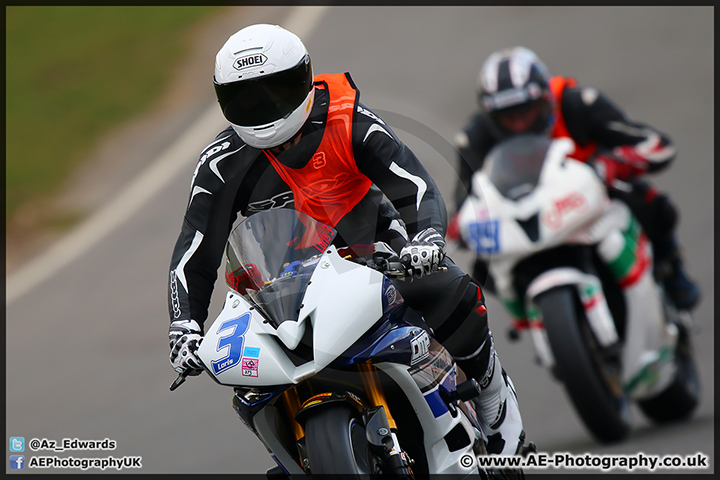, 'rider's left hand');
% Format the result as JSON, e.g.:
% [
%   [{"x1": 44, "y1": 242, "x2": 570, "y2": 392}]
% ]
[
  {"x1": 400, "y1": 228, "x2": 446, "y2": 278},
  {"x1": 591, "y1": 146, "x2": 649, "y2": 184}
]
